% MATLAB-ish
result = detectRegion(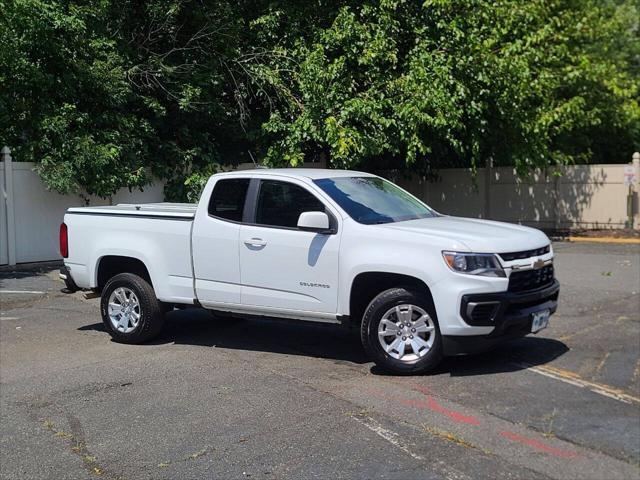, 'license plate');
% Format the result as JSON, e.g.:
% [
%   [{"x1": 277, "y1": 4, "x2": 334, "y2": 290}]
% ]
[{"x1": 531, "y1": 309, "x2": 550, "y2": 333}]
